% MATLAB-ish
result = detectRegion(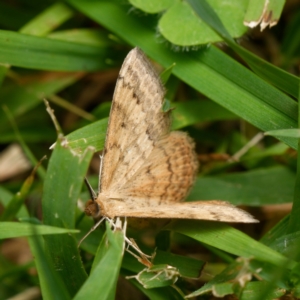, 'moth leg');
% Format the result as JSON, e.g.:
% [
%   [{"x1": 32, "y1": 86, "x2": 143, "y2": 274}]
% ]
[{"x1": 78, "y1": 216, "x2": 106, "y2": 248}]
